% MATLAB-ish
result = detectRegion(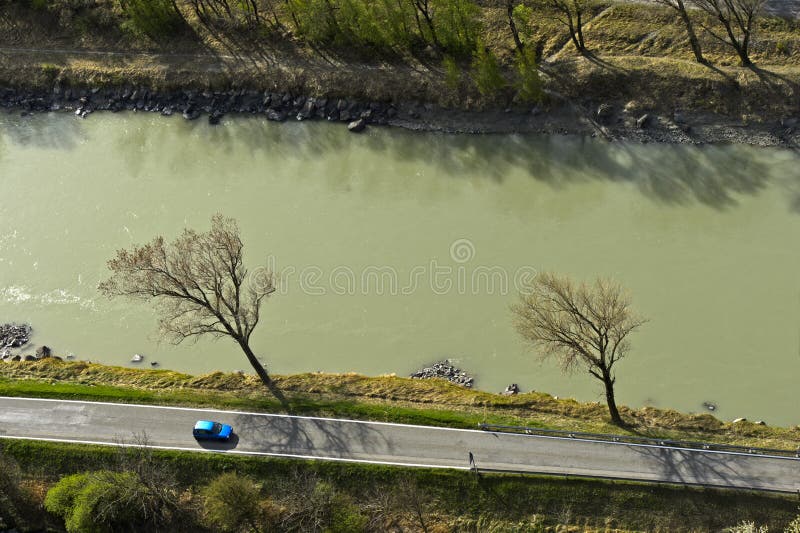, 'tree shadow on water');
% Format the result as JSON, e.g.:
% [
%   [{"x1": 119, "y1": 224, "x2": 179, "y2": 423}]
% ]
[
  {"x1": 379, "y1": 131, "x2": 798, "y2": 211},
  {"x1": 0, "y1": 112, "x2": 87, "y2": 152}
]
